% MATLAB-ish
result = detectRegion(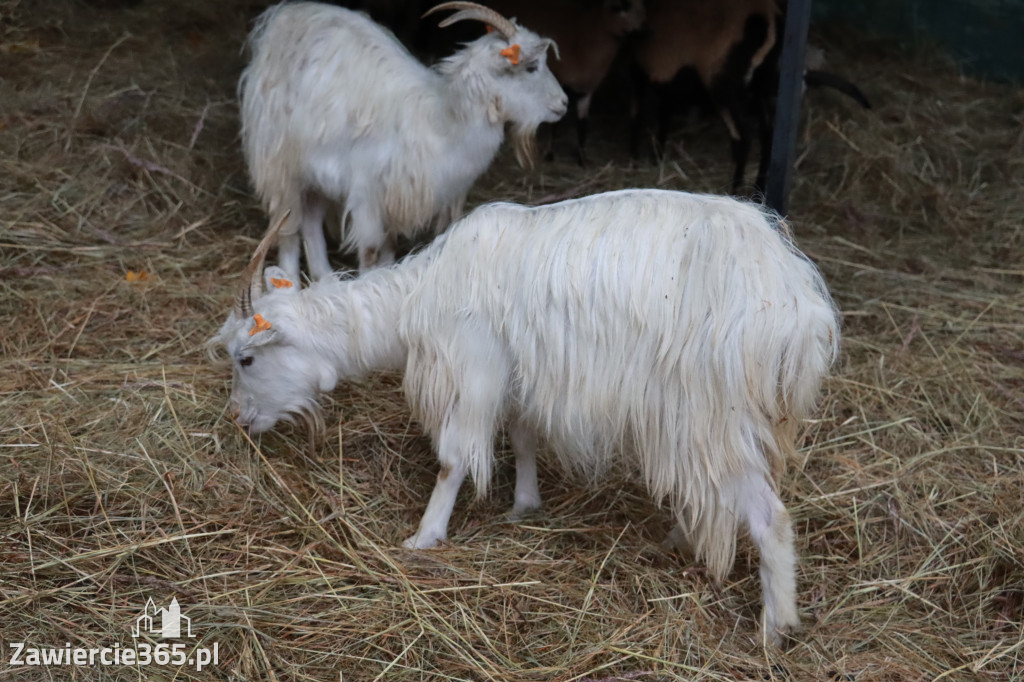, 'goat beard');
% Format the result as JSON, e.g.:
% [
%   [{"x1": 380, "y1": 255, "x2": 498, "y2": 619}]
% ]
[
  {"x1": 299, "y1": 405, "x2": 326, "y2": 439},
  {"x1": 298, "y1": 405, "x2": 326, "y2": 460},
  {"x1": 510, "y1": 123, "x2": 538, "y2": 170}
]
